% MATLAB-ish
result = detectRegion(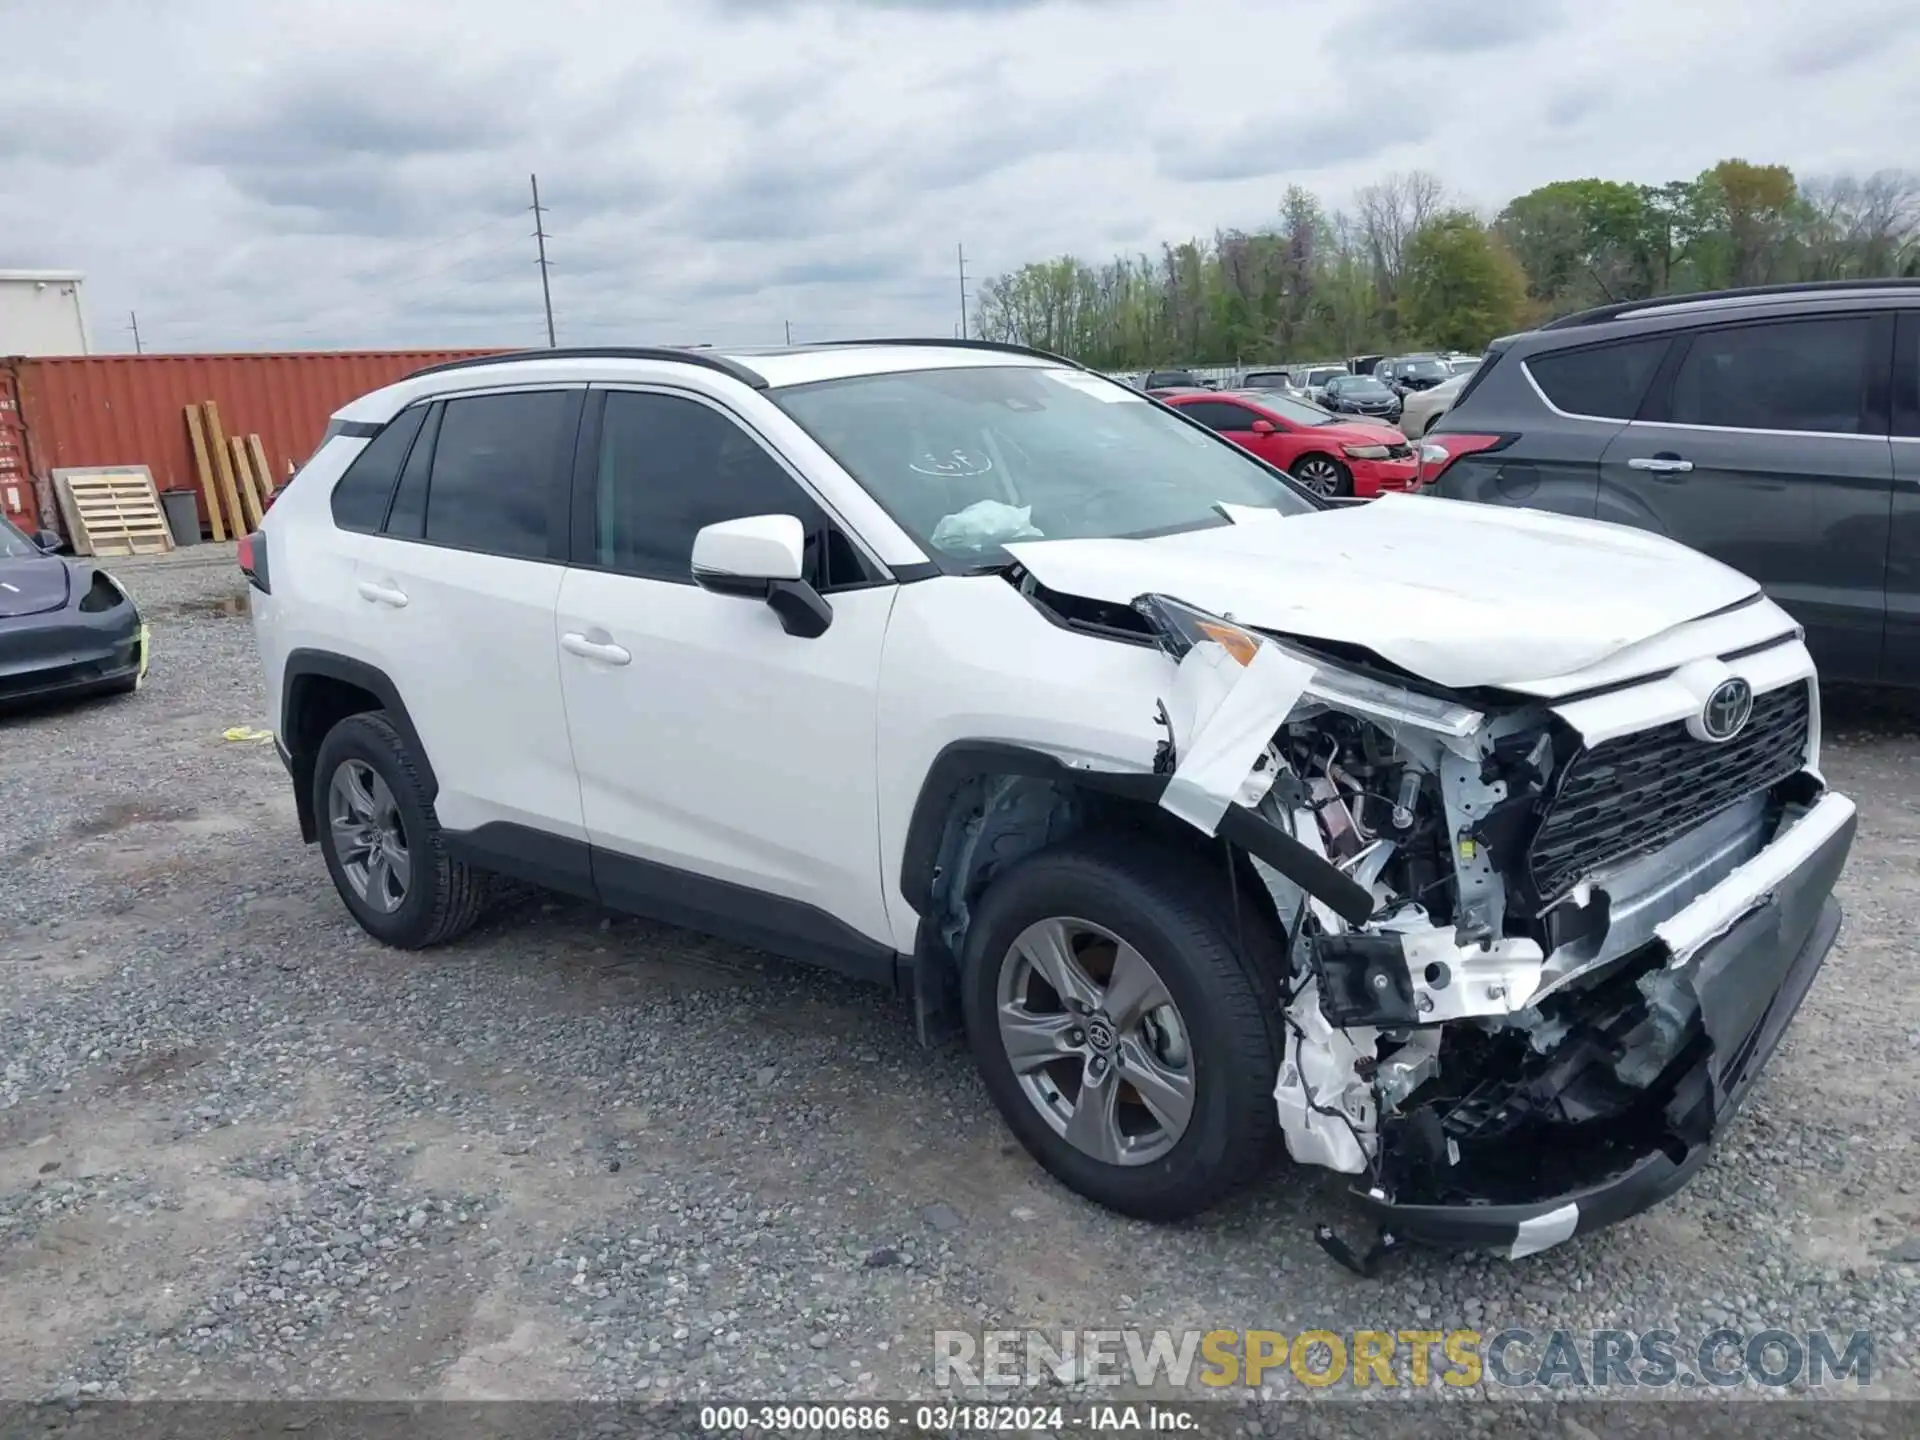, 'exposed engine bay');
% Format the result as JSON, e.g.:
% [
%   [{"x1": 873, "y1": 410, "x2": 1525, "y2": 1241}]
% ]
[{"x1": 1134, "y1": 591, "x2": 1831, "y2": 1237}]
